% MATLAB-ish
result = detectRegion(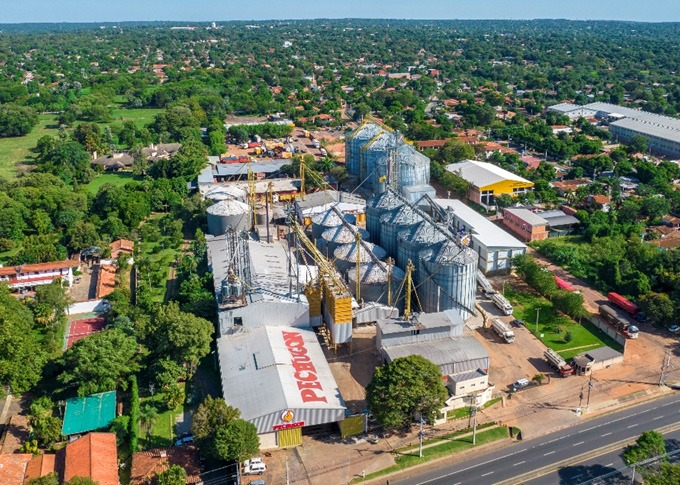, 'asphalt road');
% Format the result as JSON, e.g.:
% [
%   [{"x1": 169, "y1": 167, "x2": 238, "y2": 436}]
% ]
[{"x1": 394, "y1": 392, "x2": 680, "y2": 485}]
